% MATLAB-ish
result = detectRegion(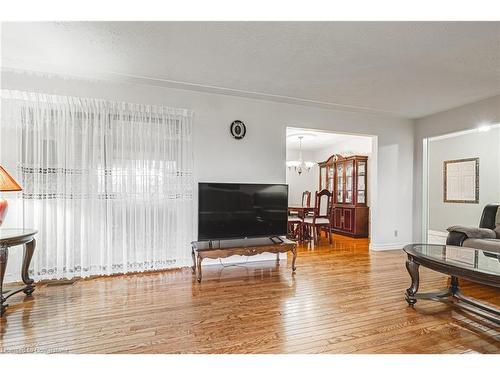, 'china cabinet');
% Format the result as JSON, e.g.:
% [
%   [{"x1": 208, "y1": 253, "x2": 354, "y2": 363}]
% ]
[{"x1": 318, "y1": 154, "x2": 369, "y2": 238}]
